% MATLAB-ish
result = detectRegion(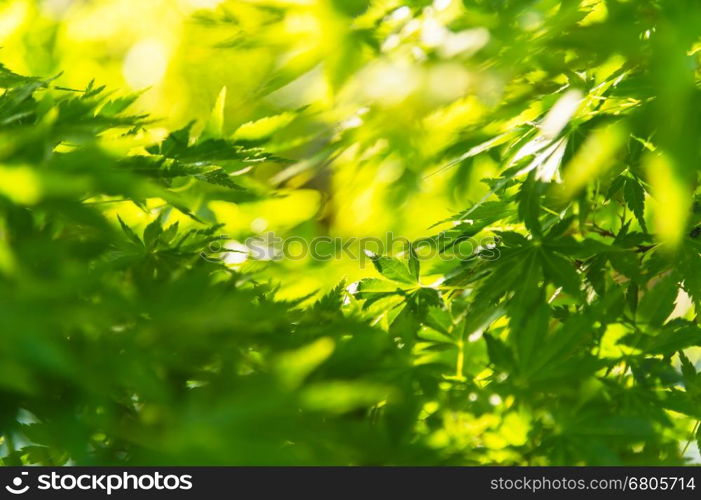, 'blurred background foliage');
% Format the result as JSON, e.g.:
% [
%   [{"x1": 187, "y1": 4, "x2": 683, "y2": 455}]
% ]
[
  {"x1": 4, "y1": 0, "x2": 700, "y2": 296},
  {"x1": 0, "y1": 0, "x2": 701, "y2": 465}
]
